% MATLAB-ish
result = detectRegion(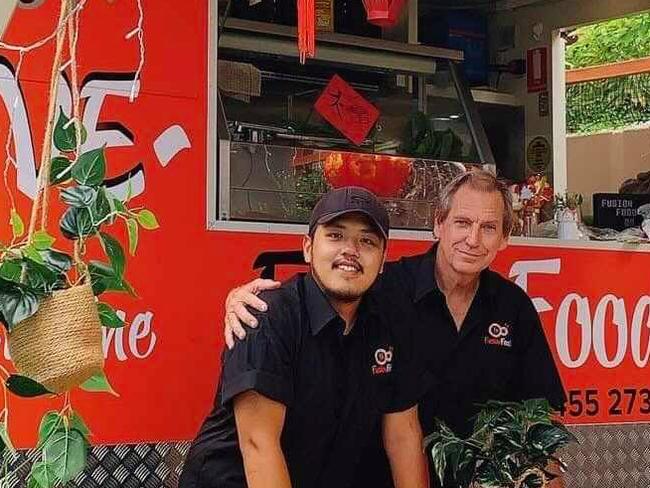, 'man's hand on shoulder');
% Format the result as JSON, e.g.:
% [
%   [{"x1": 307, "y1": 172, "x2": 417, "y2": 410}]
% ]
[{"x1": 224, "y1": 278, "x2": 281, "y2": 349}]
